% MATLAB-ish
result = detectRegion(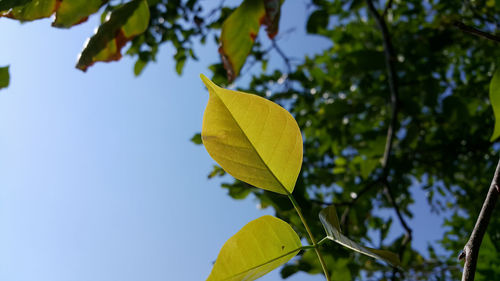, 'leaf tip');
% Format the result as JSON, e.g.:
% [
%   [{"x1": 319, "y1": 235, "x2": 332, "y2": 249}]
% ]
[{"x1": 200, "y1": 74, "x2": 217, "y2": 91}]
